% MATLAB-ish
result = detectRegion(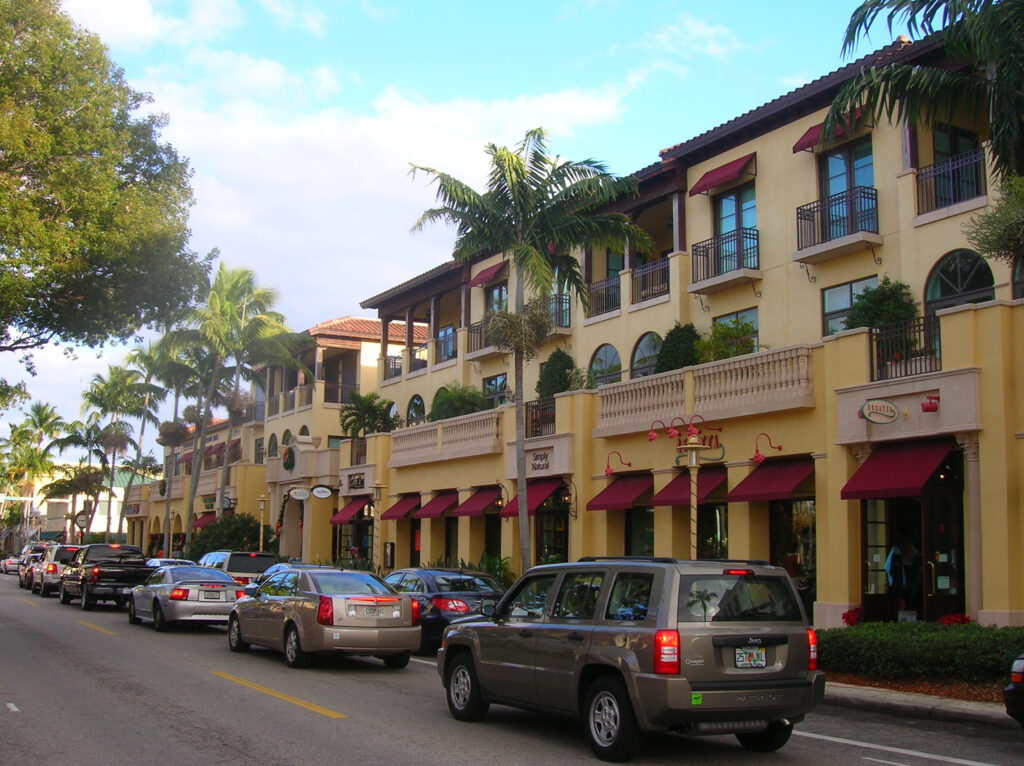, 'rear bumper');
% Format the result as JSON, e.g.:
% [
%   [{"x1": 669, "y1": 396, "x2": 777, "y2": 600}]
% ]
[
  {"x1": 306, "y1": 624, "x2": 421, "y2": 655},
  {"x1": 165, "y1": 601, "x2": 235, "y2": 622}
]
